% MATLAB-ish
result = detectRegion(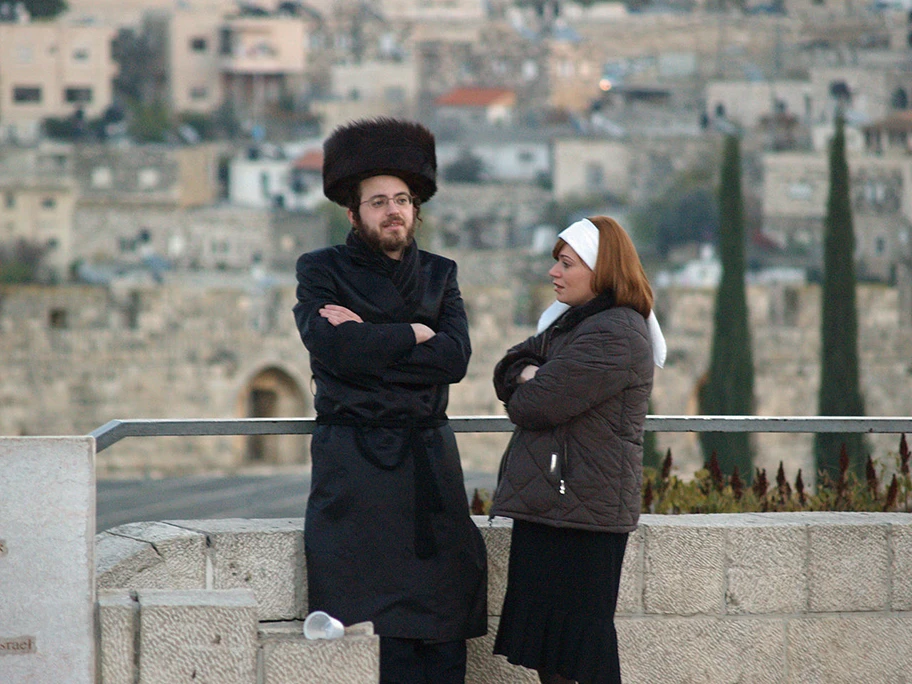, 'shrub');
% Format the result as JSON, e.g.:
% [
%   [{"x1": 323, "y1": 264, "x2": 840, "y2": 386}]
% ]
[{"x1": 471, "y1": 434, "x2": 912, "y2": 515}]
